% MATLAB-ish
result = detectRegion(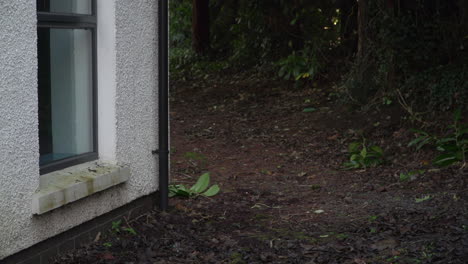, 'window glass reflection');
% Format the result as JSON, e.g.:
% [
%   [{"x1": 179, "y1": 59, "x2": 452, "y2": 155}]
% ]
[
  {"x1": 38, "y1": 28, "x2": 93, "y2": 165},
  {"x1": 37, "y1": 0, "x2": 92, "y2": 15}
]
